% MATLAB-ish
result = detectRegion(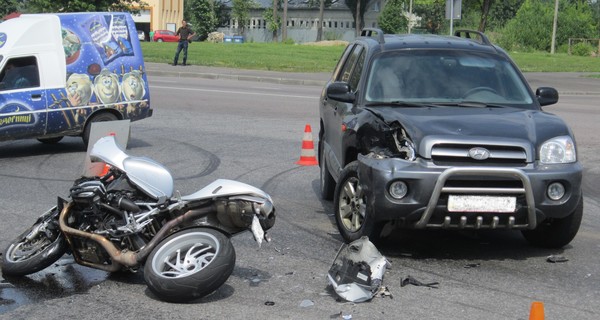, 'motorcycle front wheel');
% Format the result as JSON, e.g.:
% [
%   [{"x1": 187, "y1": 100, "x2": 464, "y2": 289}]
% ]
[
  {"x1": 143, "y1": 228, "x2": 235, "y2": 302},
  {"x1": 1, "y1": 207, "x2": 68, "y2": 276}
]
